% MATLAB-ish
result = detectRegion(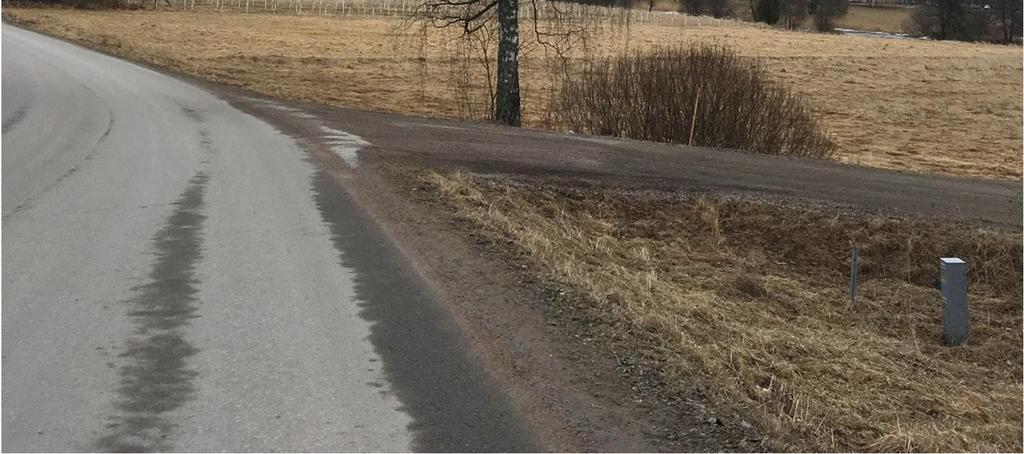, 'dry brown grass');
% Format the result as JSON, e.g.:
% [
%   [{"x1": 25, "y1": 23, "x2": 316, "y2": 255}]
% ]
[
  {"x1": 5, "y1": 7, "x2": 1020, "y2": 180},
  {"x1": 414, "y1": 169, "x2": 1022, "y2": 452},
  {"x1": 835, "y1": 5, "x2": 913, "y2": 34}
]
